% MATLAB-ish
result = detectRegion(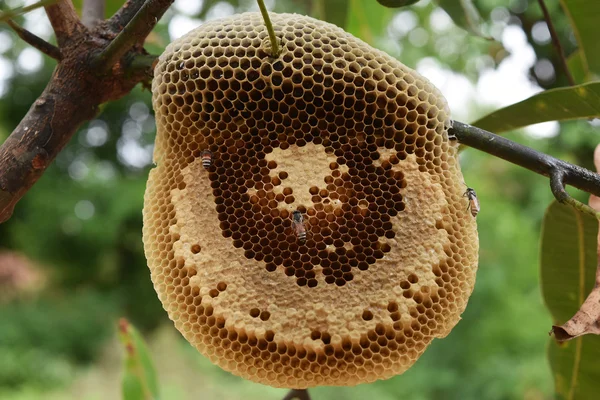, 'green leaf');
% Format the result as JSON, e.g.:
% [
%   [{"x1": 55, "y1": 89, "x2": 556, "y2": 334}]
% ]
[
  {"x1": 119, "y1": 319, "x2": 160, "y2": 400},
  {"x1": 561, "y1": 0, "x2": 600, "y2": 78},
  {"x1": 376, "y1": 0, "x2": 421, "y2": 7},
  {"x1": 567, "y1": 50, "x2": 589, "y2": 84},
  {"x1": 472, "y1": 81, "x2": 600, "y2": 133},
  {"x1": 434, "y1": 0, "x2": 491, "y2": 39},
  {"x1": 541, "y1": 201, "x2": 600, "y2": 400},
  {"x1": 346, "y1": 0, "x2": 395, "y2": 46}
]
